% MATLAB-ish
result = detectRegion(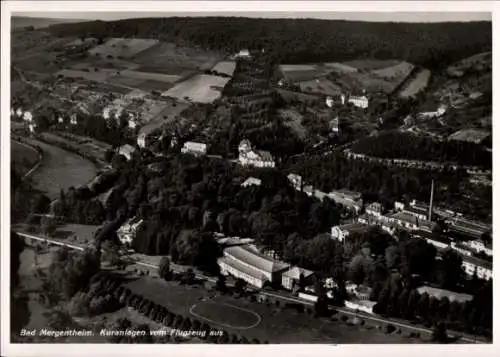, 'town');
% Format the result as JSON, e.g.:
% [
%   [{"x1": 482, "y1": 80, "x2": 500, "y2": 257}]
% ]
[{"x1": 9, "y1": 13, "x2": 492, "y2": 346}]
